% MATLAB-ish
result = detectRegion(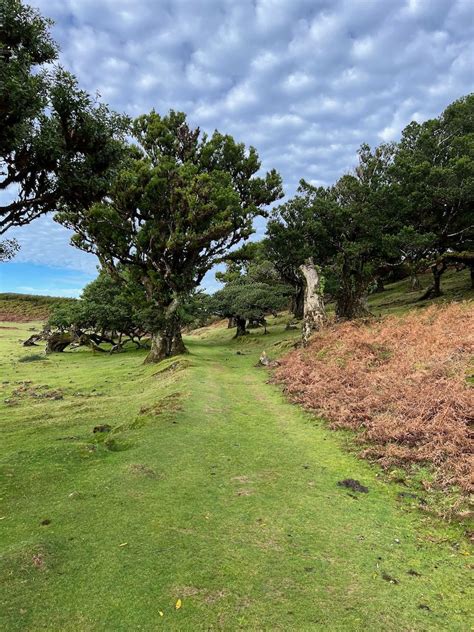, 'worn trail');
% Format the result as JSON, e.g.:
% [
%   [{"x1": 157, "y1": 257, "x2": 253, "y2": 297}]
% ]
[{"x1": 0, "y1": 323, "x2": 471, "y2": 631}]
